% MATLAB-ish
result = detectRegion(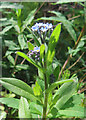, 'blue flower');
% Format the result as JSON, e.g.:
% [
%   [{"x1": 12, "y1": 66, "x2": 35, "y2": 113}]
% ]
[
  {"x1": 48, "y1": 23, "x2": 53, "y2": 29},
  {"x1": 40, "y1": 26, "x2": 48, "y2": 32},
  {"x1": 31, "y1": 25, "x2": 39, "y2": 31},
  {"x1": 34, "y1": 46, "x2": 40, "y2": 52},
  {"x1": 31, "y1": 23, "x2": 53, "y2": 42},
  {"x1": 31, "y1": 23, "x2": 53, "y2": 32}
]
